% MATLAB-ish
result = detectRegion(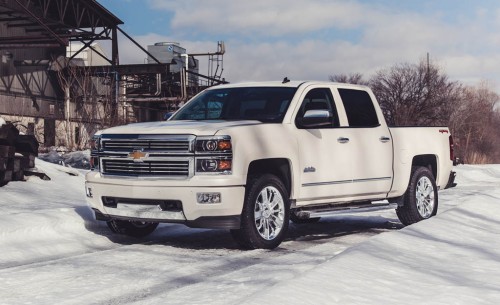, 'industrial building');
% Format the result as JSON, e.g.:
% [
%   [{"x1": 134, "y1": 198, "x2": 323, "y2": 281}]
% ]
[{"x1": 0, "y1": 0, "x2": 225, "y2": 150}]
